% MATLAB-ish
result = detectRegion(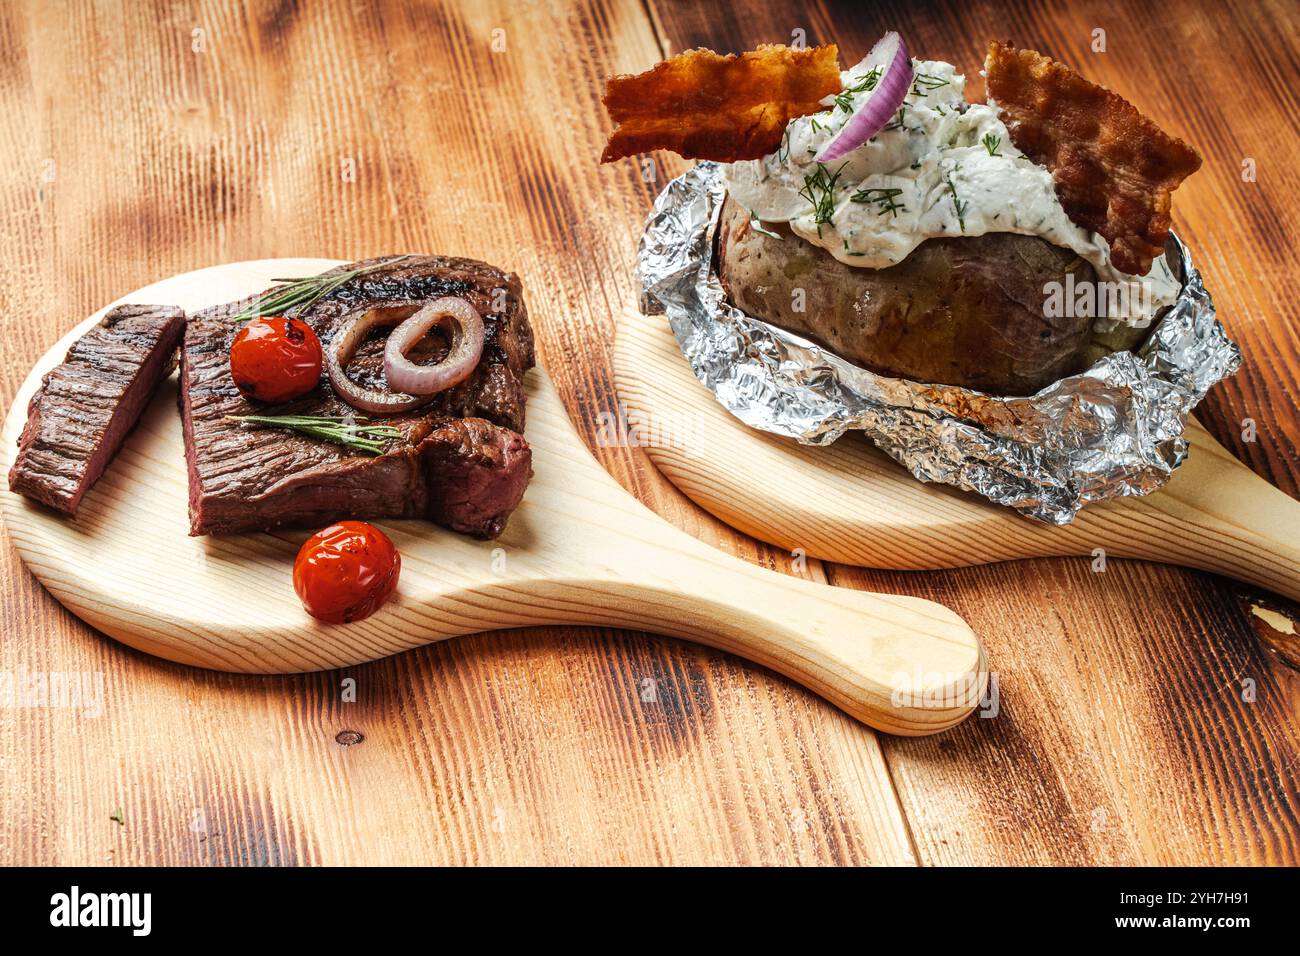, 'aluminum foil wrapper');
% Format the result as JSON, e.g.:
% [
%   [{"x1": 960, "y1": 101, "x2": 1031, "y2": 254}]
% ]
[{"x1": 638, "y1": 162, "x2": 1242, "y2": 524}]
